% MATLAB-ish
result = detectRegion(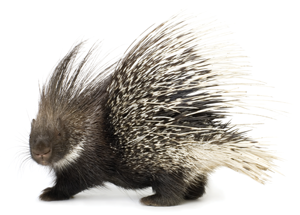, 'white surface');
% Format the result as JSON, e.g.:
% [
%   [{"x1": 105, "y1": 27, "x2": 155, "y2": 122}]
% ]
[{"x1": 1, "y1": 0, "x2": 299, "y2": 214}]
